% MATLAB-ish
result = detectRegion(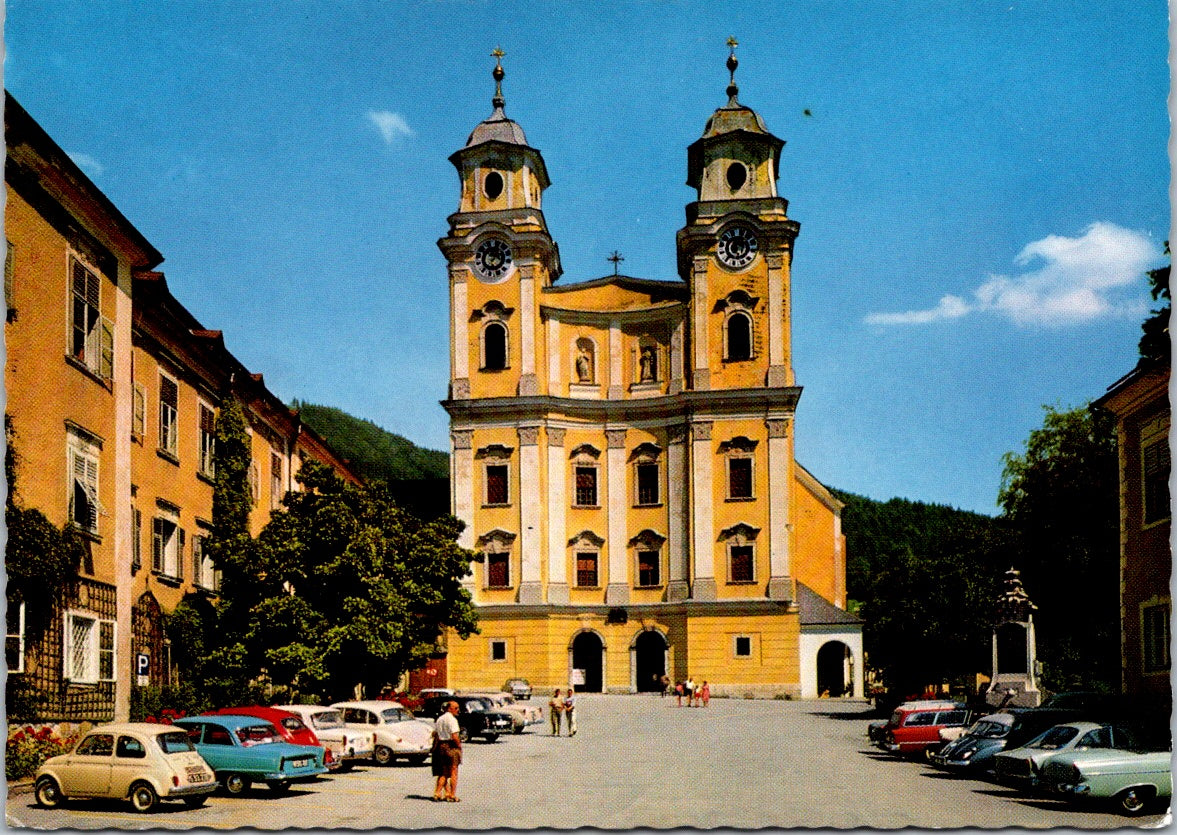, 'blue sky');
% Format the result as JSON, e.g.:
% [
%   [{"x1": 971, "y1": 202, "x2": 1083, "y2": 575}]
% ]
[{"x1": 6, "y1": 2, "x2": 1169, "y2": 514}]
